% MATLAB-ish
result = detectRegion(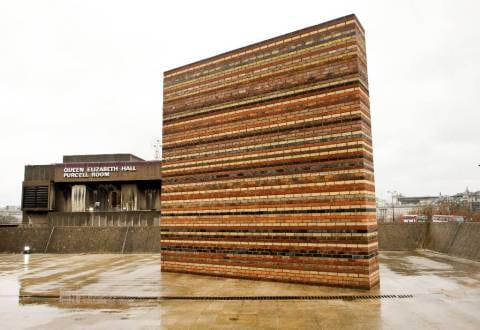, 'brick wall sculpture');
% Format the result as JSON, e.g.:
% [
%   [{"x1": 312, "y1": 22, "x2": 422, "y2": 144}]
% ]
[{"x1": 161, "y1": 14, "x2": 379, "y2": 289}]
